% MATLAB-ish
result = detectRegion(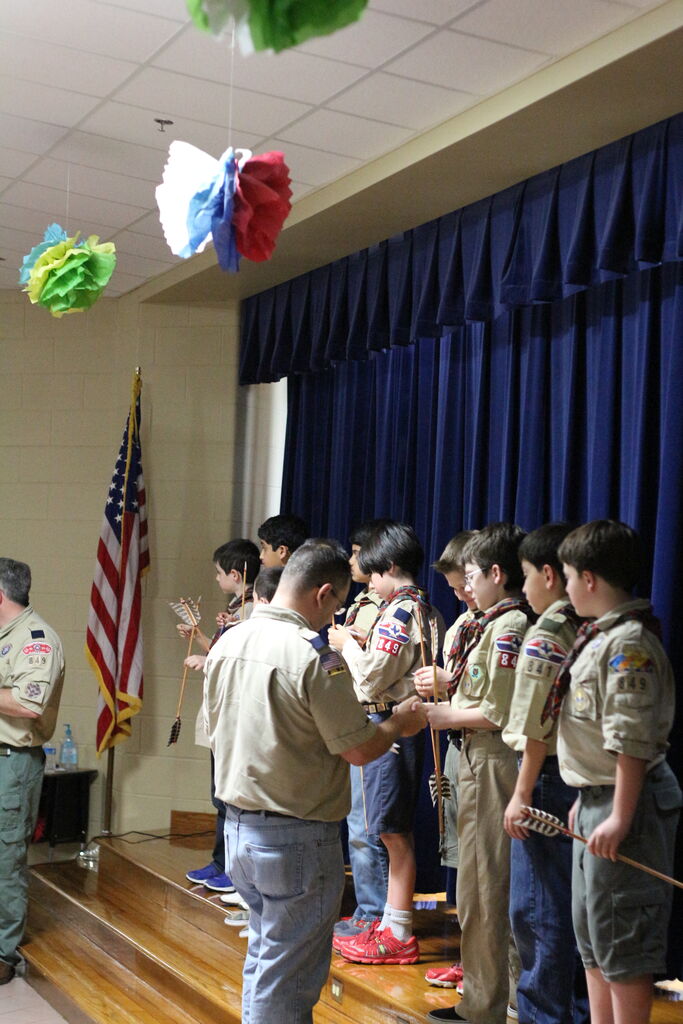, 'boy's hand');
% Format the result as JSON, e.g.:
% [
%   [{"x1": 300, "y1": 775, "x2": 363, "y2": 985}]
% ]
[
  {"x1": 216, "y1": 611, "x2": 236, "y2": 627},
  {"x1": 586, "y1": 814, "x2": 629, "y2": 861},
  {"x1": 391, "y1": 696, "x2": 427, "y2": 736},
  {"x1": 328, "y1": 624, "x2": 352, "y2": 651},
  {"x1": 413, "y1": 665, "x2": 450, "y2": 699},
  {"x1": 504, "y1": 792, "x2": 530, "y2": 840},
  {"x1": 184, "y1": 654, "x2": 207, "y2": 671},
  {"x1": 176, "y1": 623, "x2": 194, "y2": 639},
  {"x1": 425, "y1": 701, "x2": 455, "y2": 731}
]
